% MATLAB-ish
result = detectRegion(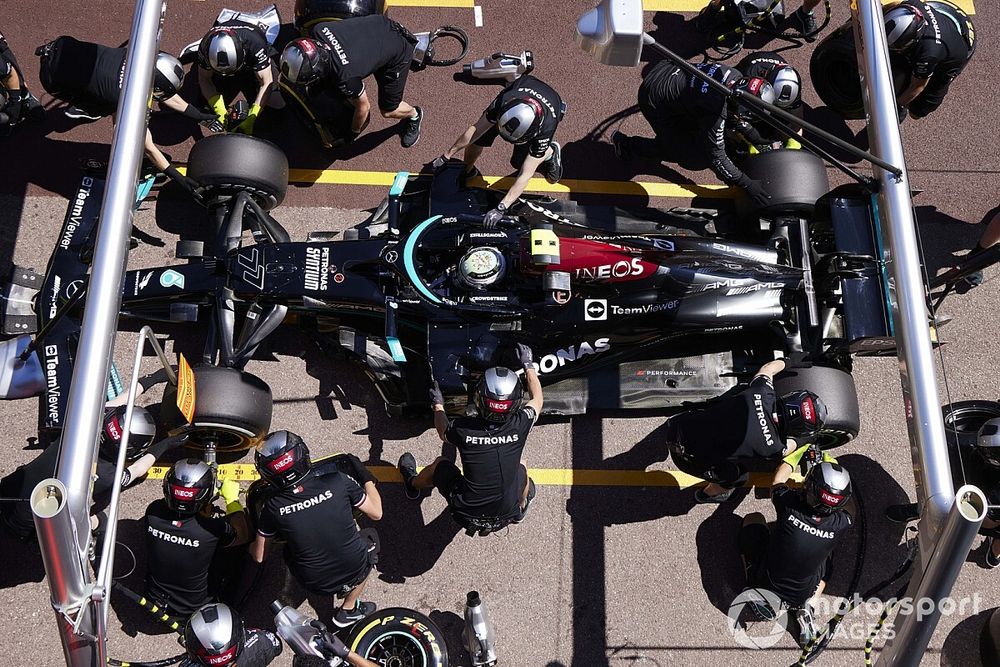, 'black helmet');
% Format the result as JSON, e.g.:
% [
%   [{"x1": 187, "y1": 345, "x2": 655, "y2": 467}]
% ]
[
  {"x1": 199, "y1": 28, "x2": 244, "y2": 75},
  {"x1": 473, "y1": 367, "x2": 524, "y2": 423},
  {"x1": 496, "y1": 97, "x2": 544, "y2": 144},
  {"x1": 766, "y1": 64, "x2": 801, "y2": 109},
  {"x1": 280, "y1": 38, "x2": 332, "y2": 85},
  {"x1": 163, "y1": 459, "x2": 216, "y2": 515},
  {"x1": 884, "y1": 4, "x2": 926, "y2": 52},
  {"x1": 977, "y1": 418, "x2": 1000, "y2": 469},
  {"x1": 803, "y1": 461, "x2": 852, "y2": 515},
  {"x1": 779, "y1": 390, "x2": 828, "y2": 438},
  {"x1": 153, "y1": 52, "x2": 184, "y2": 100},
  {"x1": 184, "y1": 603, "x2": 245, "y2": 667},
  {"x1": 256, "y1": 430, "x2": 311, "y2": 488},
  {"x1": 100, "y1": 405, "x2": 157, "y2": 462}
]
